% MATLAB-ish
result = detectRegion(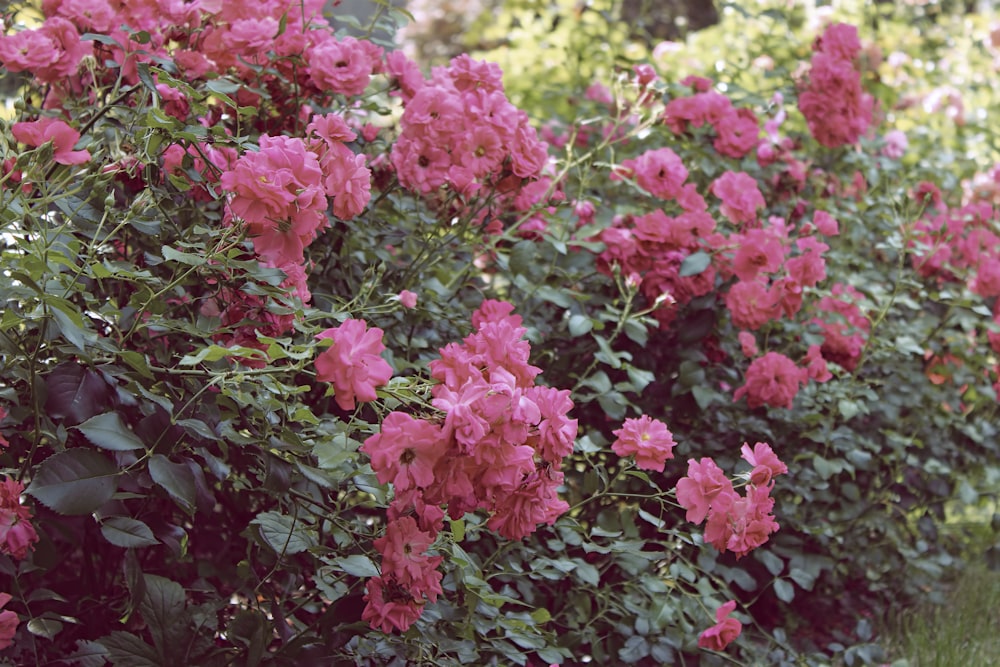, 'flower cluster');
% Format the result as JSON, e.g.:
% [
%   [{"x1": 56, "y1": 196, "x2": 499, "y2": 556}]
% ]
[
  {"x1": 0, "y1": 478, "x2": 38, "y2": 561},
  {"x1": 664, "y1": 77, "x2": 761, "y2": 159},
  {"x1": 798, "y1": 22, "x2": 874, "y2": 147},
  {"x1": 388, "y1": 53, "x2": 548, "y2": 197},
  {"x1": 359, "y1": 300, "x2": 576, "y2": 632},
  {"x1": 675, "y1": 442, "x2": 785, "y2": 559}
]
